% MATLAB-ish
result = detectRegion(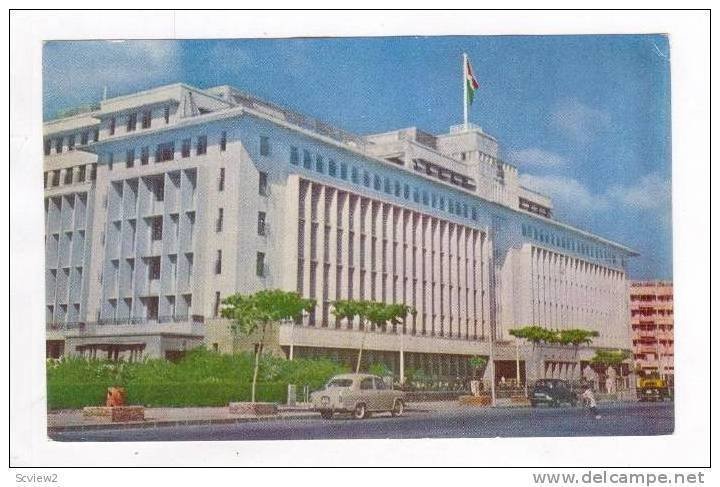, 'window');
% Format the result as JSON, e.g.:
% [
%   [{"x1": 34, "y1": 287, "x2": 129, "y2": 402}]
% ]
[
  {"x1": 258, "y1": 171, "x2": 268, "y2": 196},
  {"x1": 196, "y1": 135, "x2": 207, "y2": 155},
  {"x1": 303, "y1": 149, "x2": 312, "y2": 169},
  {"x1": 214, "y1": 291, "x2": 221, "y2": 317},
  {"x1": 68, "y1": 134, "x2": 75, "y2": 151},
  {"x1": 141, "y1": 147, "x2": 149, "y2": 165},
  {"x1": 290, "y1": 146, "x2": 299, "y2": 165},
  {"x1": 351, "y1": 167, "x2": 359, "y2": 183},
  {"x1": 63, "y1": 168, "x2": 73, "y2": 185},
  {"x1": 373, "y1": 175, "x2": 381, "y2": 191},
  {"x1": 220, "y1": 131, "x2": 227, "y2": 151},
  {"x1": 164, "y1": 106, "x2": 170, "y2": 124},
  {"x1": 340, "y1": 162, "x2": 348, "y2": 180},
  {"x1": 77, "y1": 165, "x2": 86, "y2": 183},
  {"x1": 181, "y1": 139, "x2": 191, "y2": 158},
  {"x1": 215, "y1": 250, "x2": 222, "y2": 275},
  {"x1": 151, "y1": 217, "x2": 163, "y2": 241},
  {"x1": 257, "y1": 211, "x2": 266, "y2": 236},
  {"x1": 259, "y1": 136, "x2": 270, "y2": 156},
  {"x1": 148, "y1": 257, "x2": 161, "y2": 280},
  {"x1": 152, "y1": 177, "x2": 164, "y2": 201},
  {"x1": 141, "y1": 110, "x2": 152, "y2": 129},
  {"x1": 126, "y1": 149, "x2": 135, "y2": 168},
  {"x1": 55, "y1": 138, "x2": 63, "y2": 154},
  {"x1": 43, "y1": 139, "x2": 51, "y2": 156},
  {"x1": 316, "y1": 155, "x2": 324, "y2": 173},
  {"x1": 404, "y1": 184, "x2": 410, "y2": 199},
  {"x1": 216, "y1": 208, "x2": 224, "y2": 233},
  {"x1": 363, "y1": 171, "x2": 371, "y2": 187},
  {"x1": 93, "y1": 128, "x2": 99, "y2": 142},
  {"x1": 218, "y1": 167, "x2": 225, "y2": 191},
  {"x1": 109, "y1": 117, "x2": 116, "y2": 135},
  {"x1": 80, "y1": 131, "x2": 89, "y2": 145},
  {"x1": 256, "y1": 252, "x2": 266, "y2": 277},
  {"x1": 126, "y1": 113, "x2": 137, "y2": 132},
  {"x1": 327, "y1": 159, "x2": 337, "y2": 176},
  {"x1": 360, "y1": 378, "x2": 374, "y2": 390},
  {"x1": 156, "y1": 142, "x2": 175, "y2": 162}
]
